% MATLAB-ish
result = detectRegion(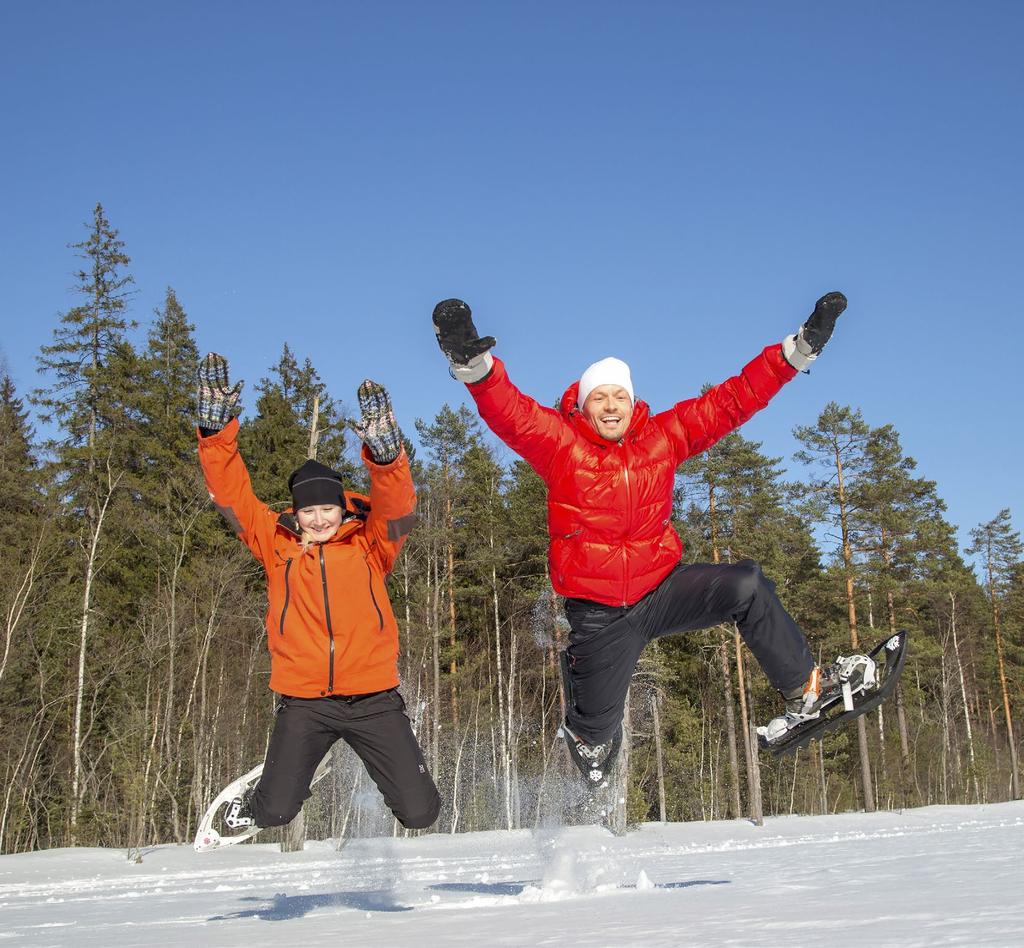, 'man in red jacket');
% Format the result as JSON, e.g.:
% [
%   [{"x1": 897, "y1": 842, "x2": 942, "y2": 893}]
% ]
[{"x1": 432, "y1": 293, "x2": 848, "y2": 783}]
